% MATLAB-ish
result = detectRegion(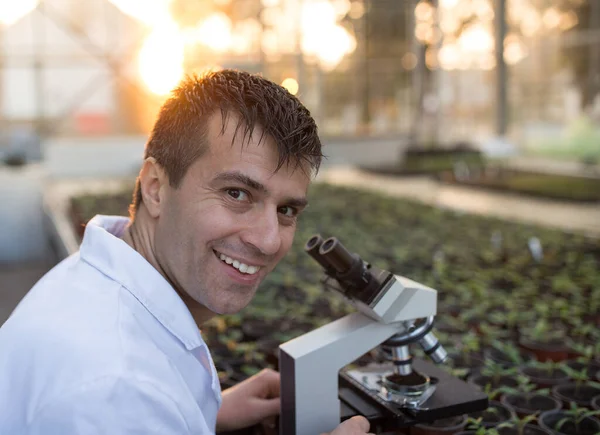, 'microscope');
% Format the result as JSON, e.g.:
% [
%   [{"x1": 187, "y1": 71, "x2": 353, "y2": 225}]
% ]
[{"x1": 279, "y1": 235, "x2": 488, "y2": 435}]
